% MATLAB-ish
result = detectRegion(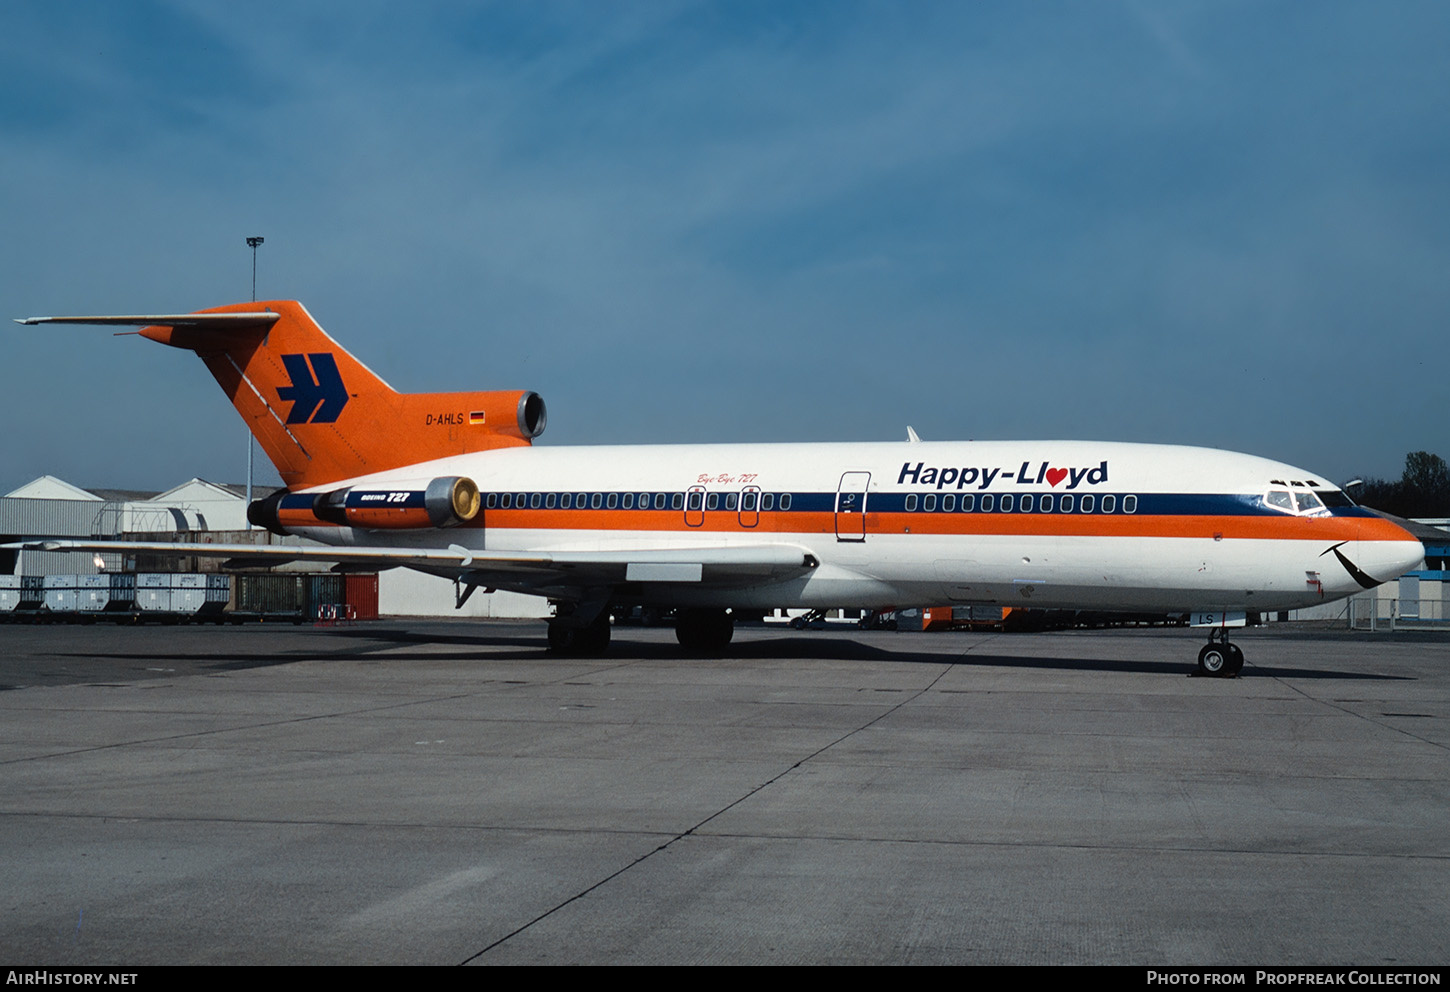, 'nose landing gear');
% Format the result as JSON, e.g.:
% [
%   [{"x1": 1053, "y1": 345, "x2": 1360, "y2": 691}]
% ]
[{"x1": 1197, "y1": 628, "x2": 1244, "y2": 677}]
